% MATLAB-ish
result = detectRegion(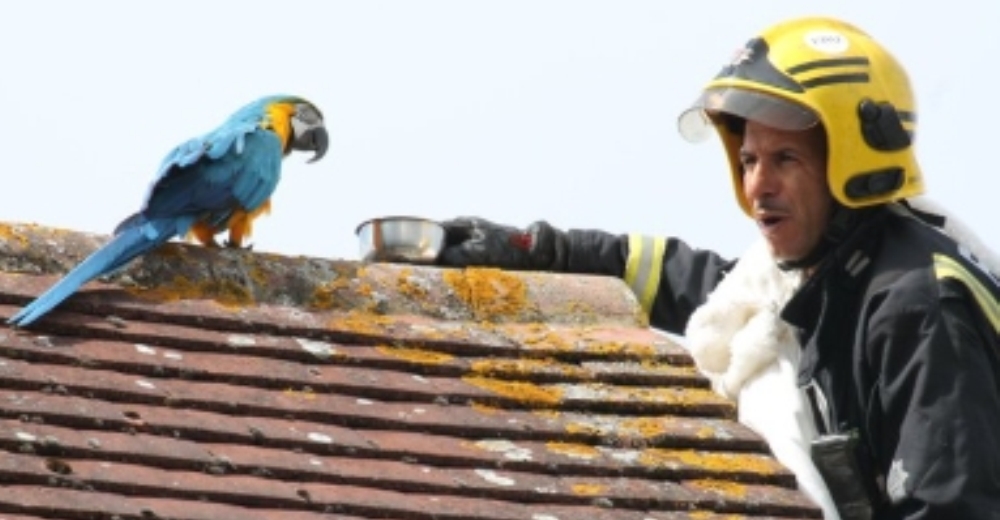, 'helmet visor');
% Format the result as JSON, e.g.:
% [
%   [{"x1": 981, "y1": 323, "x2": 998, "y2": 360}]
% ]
[{"x1": 678, "y1": 87, "x2": 819, "y2": 142}]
